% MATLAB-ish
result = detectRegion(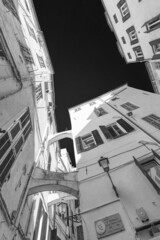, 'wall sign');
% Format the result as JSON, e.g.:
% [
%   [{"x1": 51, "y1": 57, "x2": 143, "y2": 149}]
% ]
[{"x1": 95, "y1": 213, "x2": 125, "y2": 239}]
